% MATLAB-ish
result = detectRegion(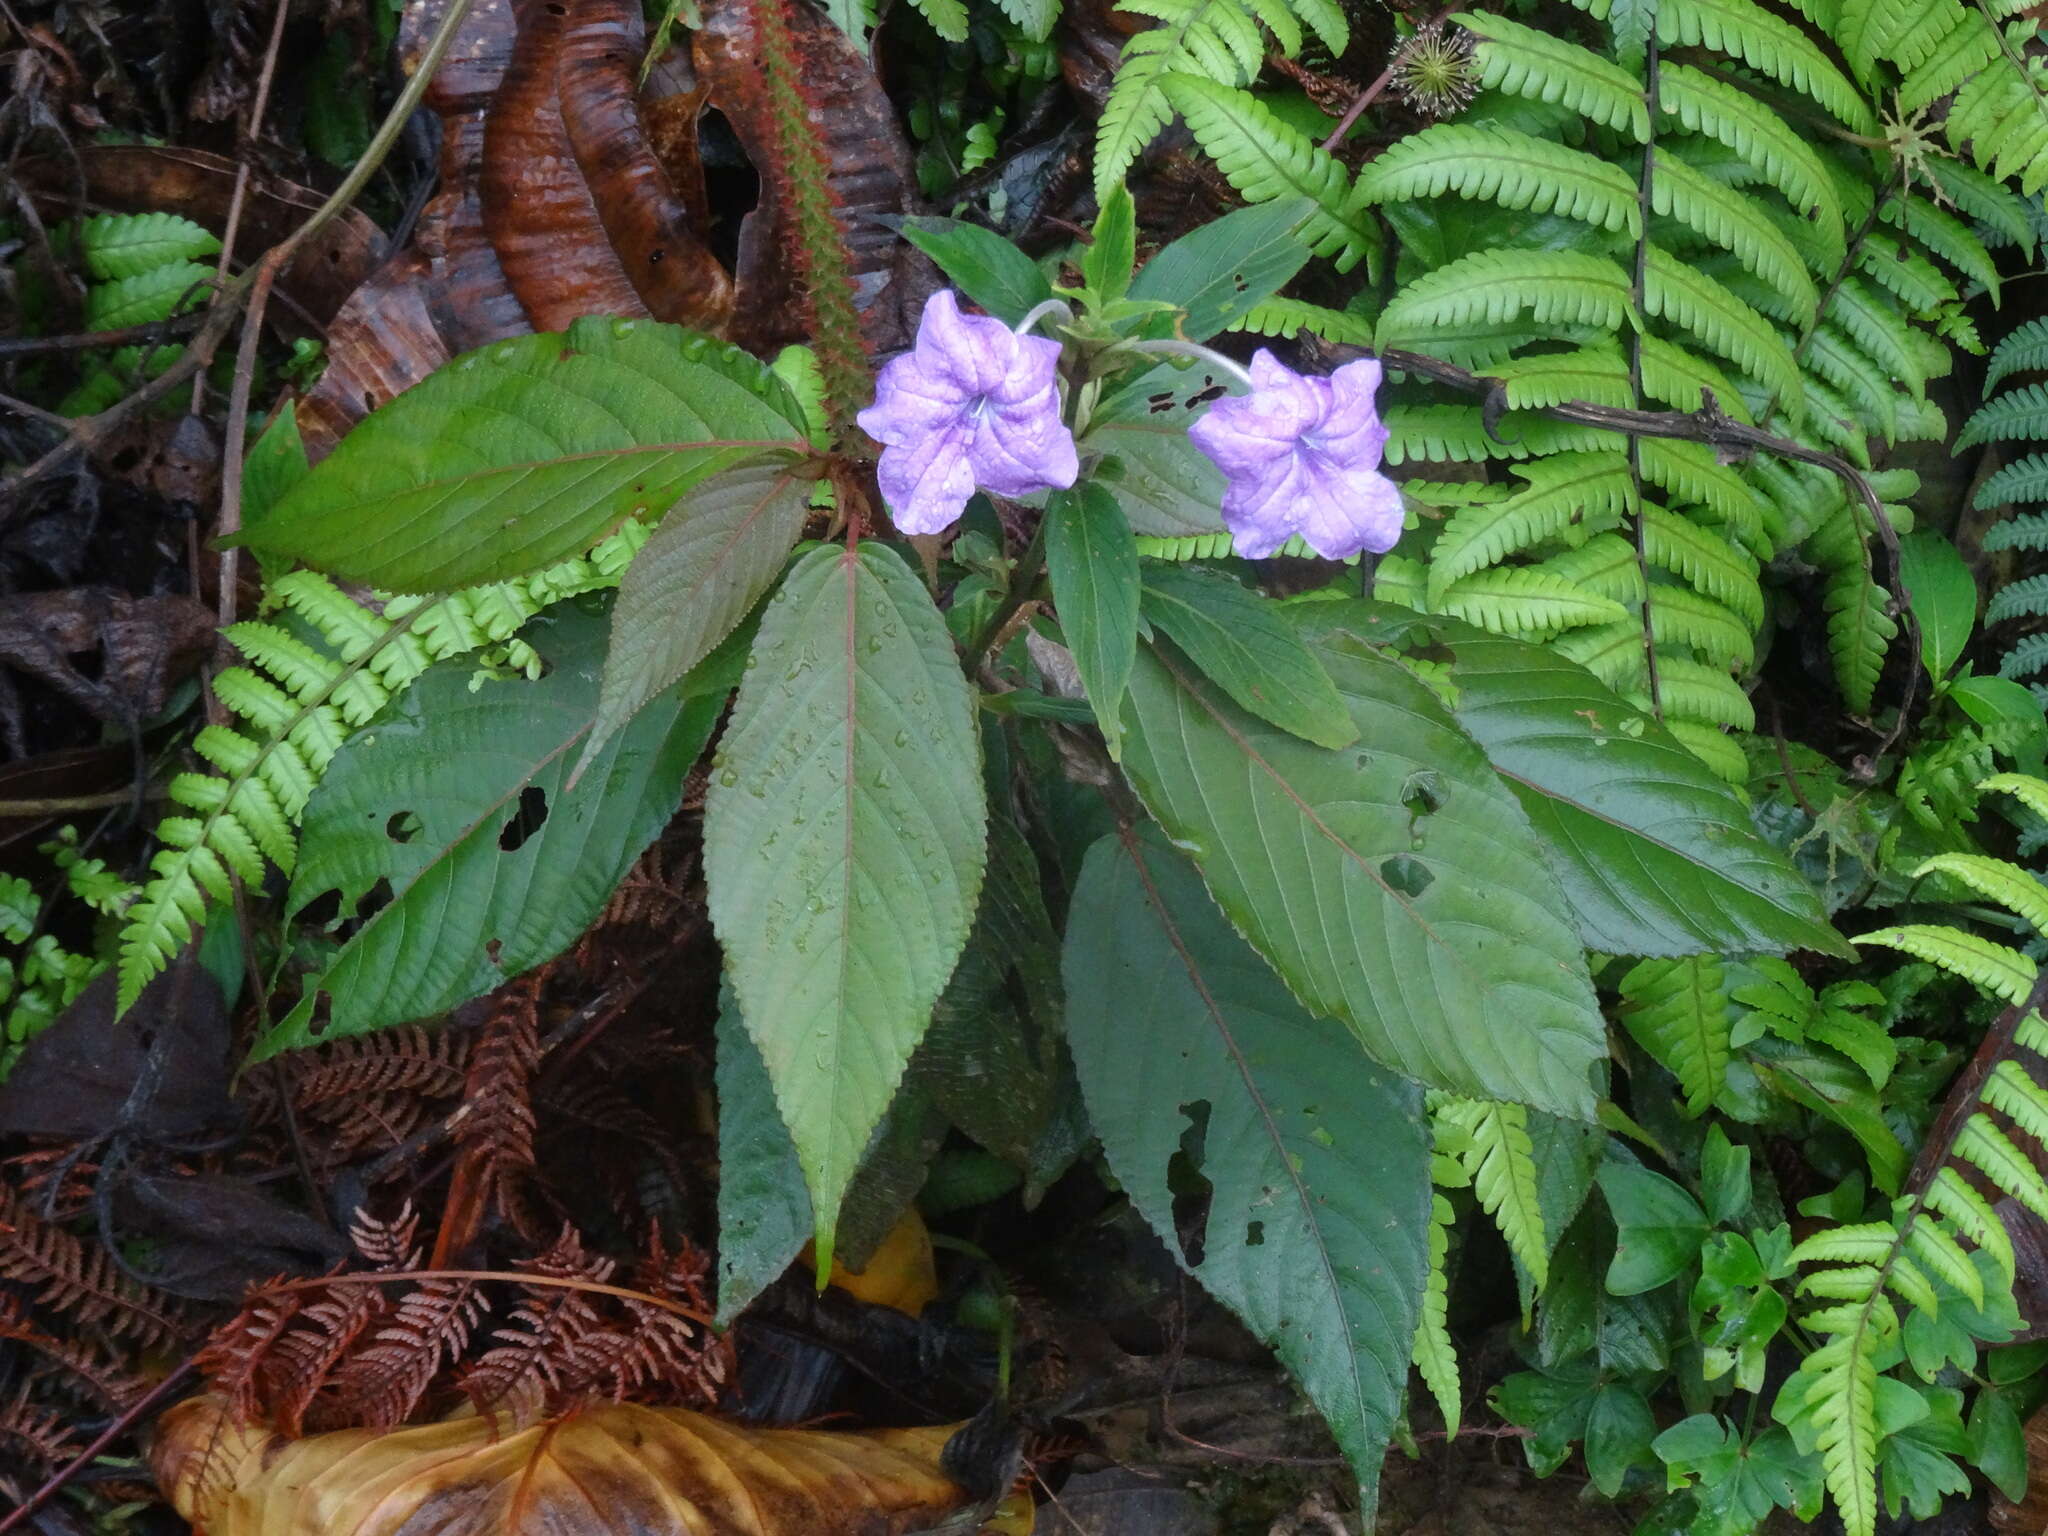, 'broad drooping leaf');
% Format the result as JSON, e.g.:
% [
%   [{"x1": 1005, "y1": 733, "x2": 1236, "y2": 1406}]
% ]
[
  {"x1": 1044, "y1": 484, "x2": 1140, "y2": 758},
  {"x1": 1118, "y1": 632, "x2": 1606, "y2": 1116},
  {"x1": 1312, "y1": 608, "x2": 1847, "y2": 958},
  {"x1": 253, "y1": 599, "x2": 719, "y2": 1062},
  {"x1": 704, "y1": 543, "x2": 986, "y2": 1270},
  {"x1": 242, "y1": 319, "x2": 811, "y2": 591},
  {"x1": 1065, "y1": 828, "x2": 1430, "y2": 1516},
  {"x1": 586, "y1": 459, "x2": 817, "y2": 766},
  {"x1": 714, "y1": 1002, "x2": 949, "y2": 1323},
  {"x1": 154, "y1": 1395, "x2": 975, "y2": 1536}
]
